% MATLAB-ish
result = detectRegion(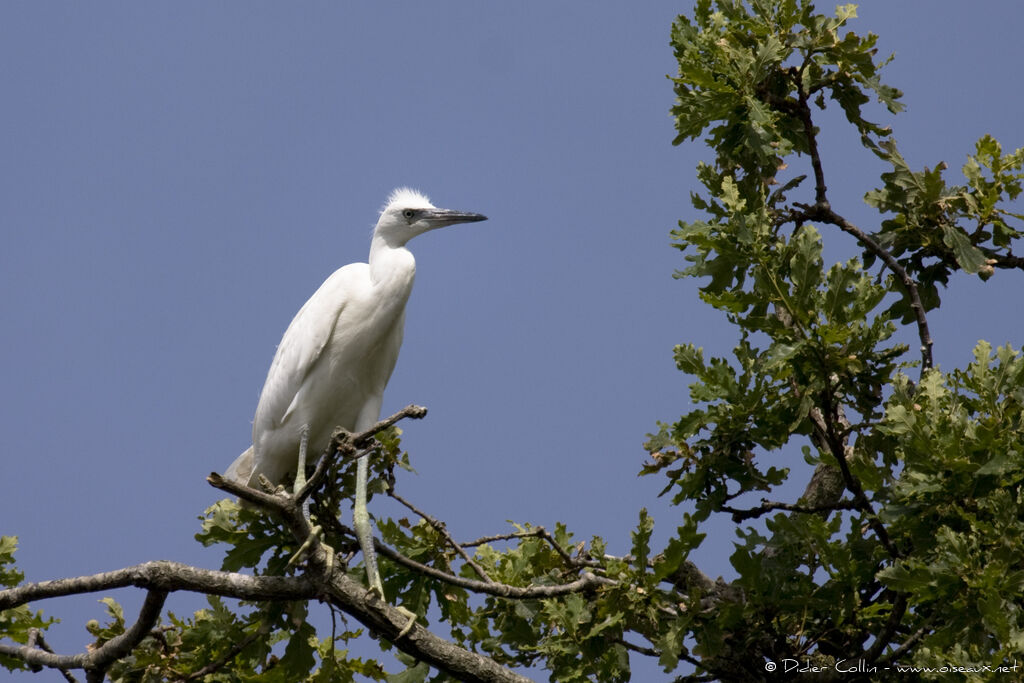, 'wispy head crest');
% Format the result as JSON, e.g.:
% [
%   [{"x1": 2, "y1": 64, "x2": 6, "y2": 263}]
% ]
[{"x1": 382, "y1": 187, "x2": 434, "y2": 214}]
